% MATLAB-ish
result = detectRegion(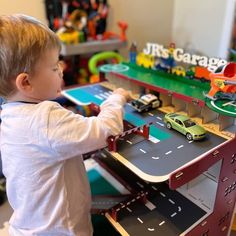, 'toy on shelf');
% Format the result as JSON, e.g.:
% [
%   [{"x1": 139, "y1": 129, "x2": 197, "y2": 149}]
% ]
[
  {"x1": 102, "y1": 21, "x2": 128, "y2": 41},
  {"x1": 130, "y1": 42, "x2": 227, "y2": 83},
  {"x1": 205, "y1": 62, "x2": 236, "y2": 100},
  {"x1": 45, "y1": 0, "x2": 114, "y2": 43},
  {"x1": 88, "y1": 51, "x2": 123, "y2": 83},
  {"x1": 129, "y1": 42, "x2": 137, "y2": 64}
]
